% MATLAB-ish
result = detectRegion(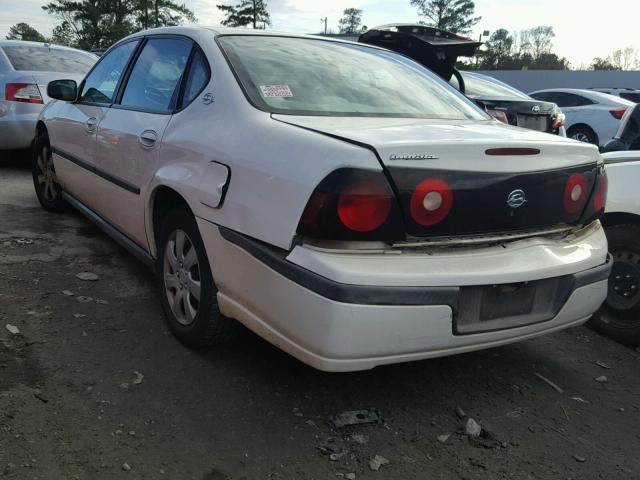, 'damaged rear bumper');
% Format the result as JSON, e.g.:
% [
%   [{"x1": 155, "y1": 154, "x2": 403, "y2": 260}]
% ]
[{"x1": 199, "y1": 219, "x2": 610, "y2": 371}]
